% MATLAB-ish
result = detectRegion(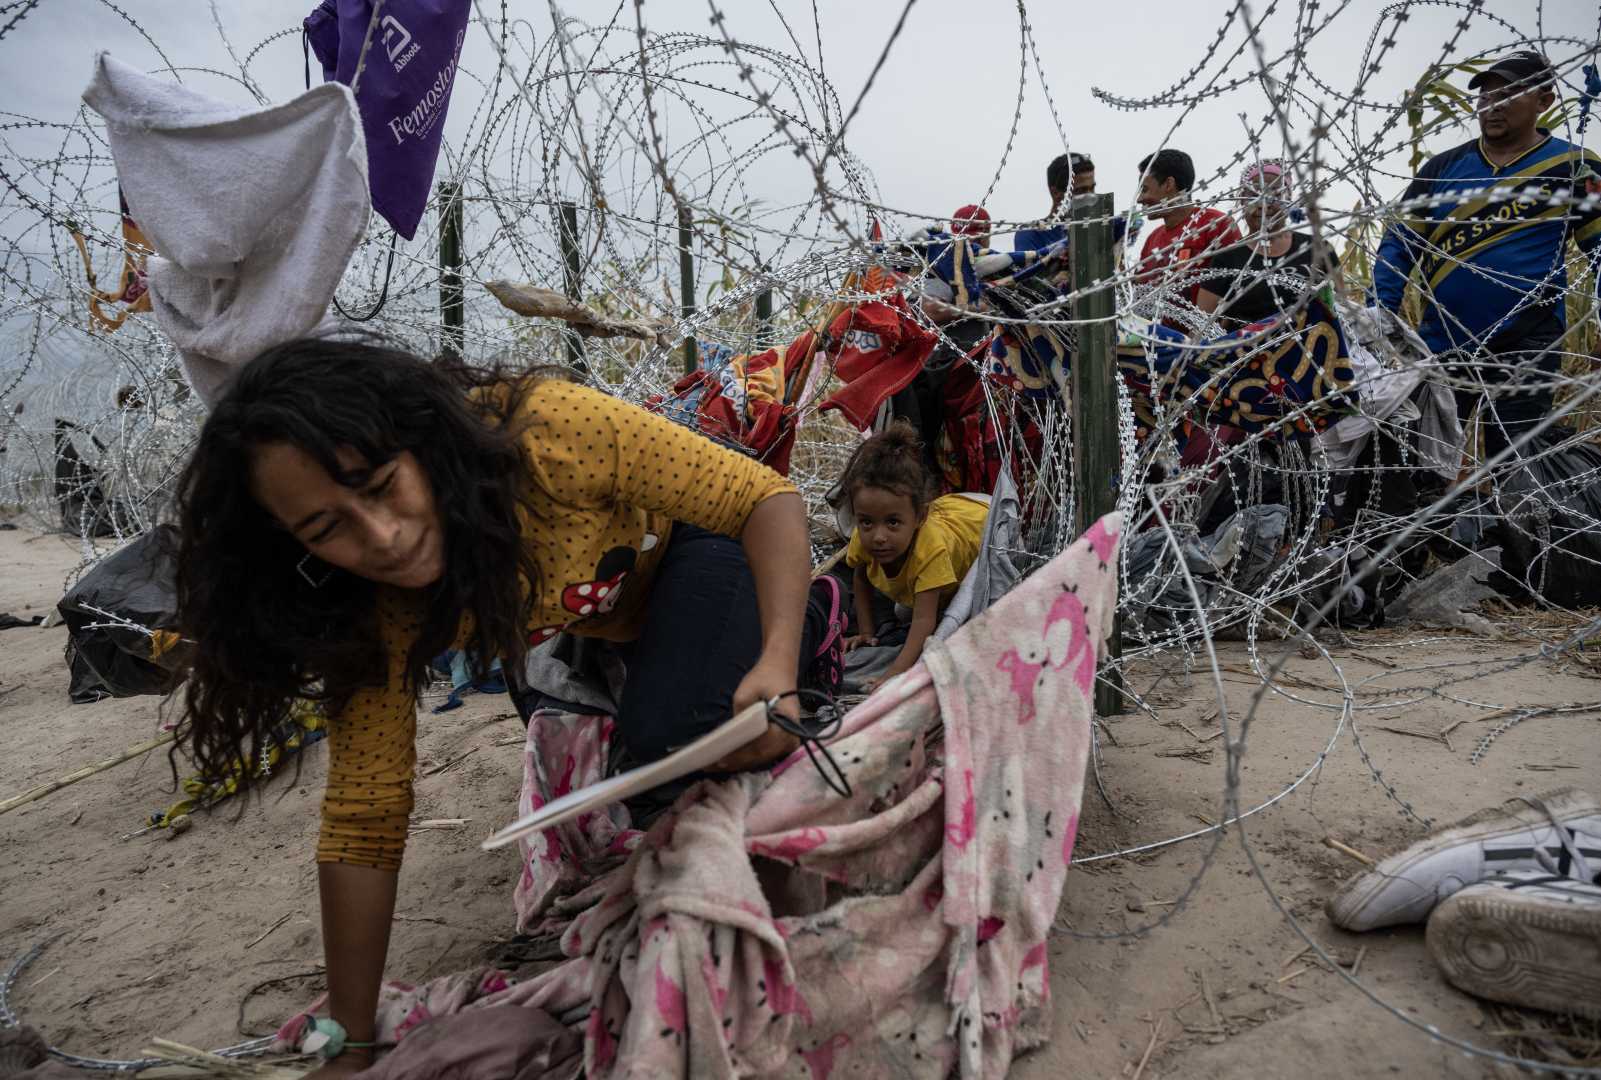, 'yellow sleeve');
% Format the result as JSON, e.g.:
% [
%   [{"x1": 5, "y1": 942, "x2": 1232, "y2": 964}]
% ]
[
  {"x1": 521, "y1": 381, "x2": 795, "y2": 535},
  {"x1": 315, "y1": 588, "x2": 422, "y2": 872},
  {"x1": 908, "y1": 524, "x2": 960, "y2": 597}
]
